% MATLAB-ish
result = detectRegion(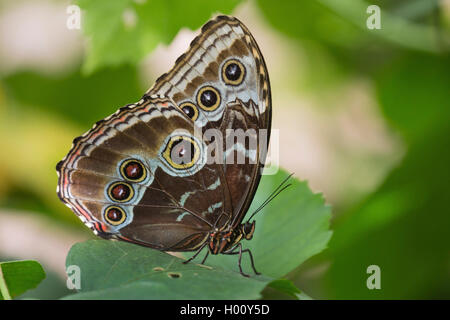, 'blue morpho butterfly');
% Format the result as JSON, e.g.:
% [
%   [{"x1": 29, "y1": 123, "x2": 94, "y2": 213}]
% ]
[{"x1": 56, "y1": 15, "x2": 290, "y2": 276}]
